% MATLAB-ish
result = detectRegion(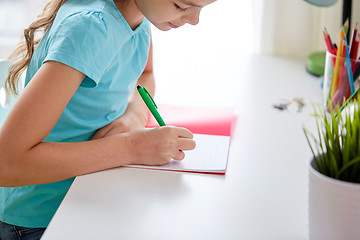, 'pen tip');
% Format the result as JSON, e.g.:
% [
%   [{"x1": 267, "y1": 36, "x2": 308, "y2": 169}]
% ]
[{"x1": 137, "y1": 85, "x2": 141, "y2": 89}]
